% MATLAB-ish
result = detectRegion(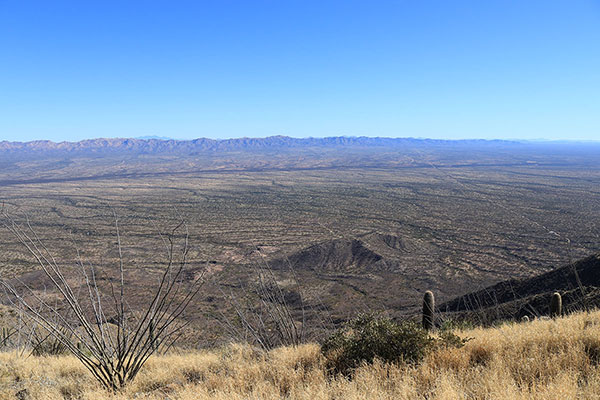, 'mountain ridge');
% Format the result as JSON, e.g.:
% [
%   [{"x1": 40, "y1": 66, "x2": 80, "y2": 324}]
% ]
[{"x1": 0, "y1": 136, "x2": 521, "y2": 154}]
